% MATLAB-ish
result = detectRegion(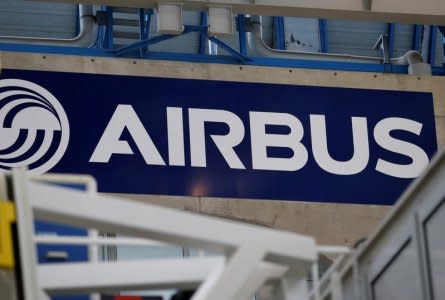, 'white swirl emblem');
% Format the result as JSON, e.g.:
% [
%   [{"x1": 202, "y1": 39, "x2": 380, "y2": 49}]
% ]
[{"x1": 0, "y1": 79, "x2": 69, "y2": 174}]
